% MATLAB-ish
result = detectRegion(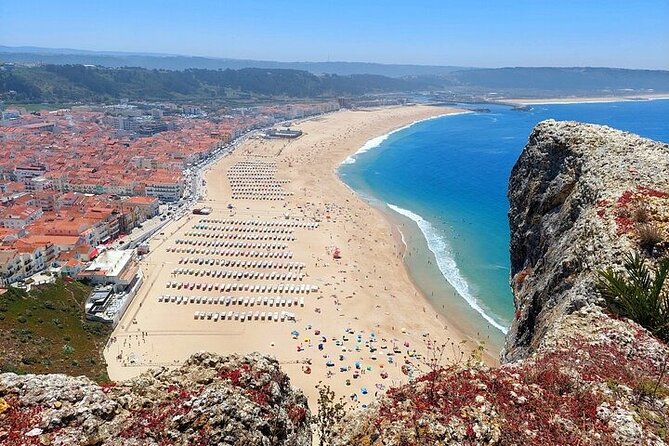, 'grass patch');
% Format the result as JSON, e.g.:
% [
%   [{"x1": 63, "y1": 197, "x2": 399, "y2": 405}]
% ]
[{"x1": 0, "y1": 279, "x2": 112, "y2": 382}]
